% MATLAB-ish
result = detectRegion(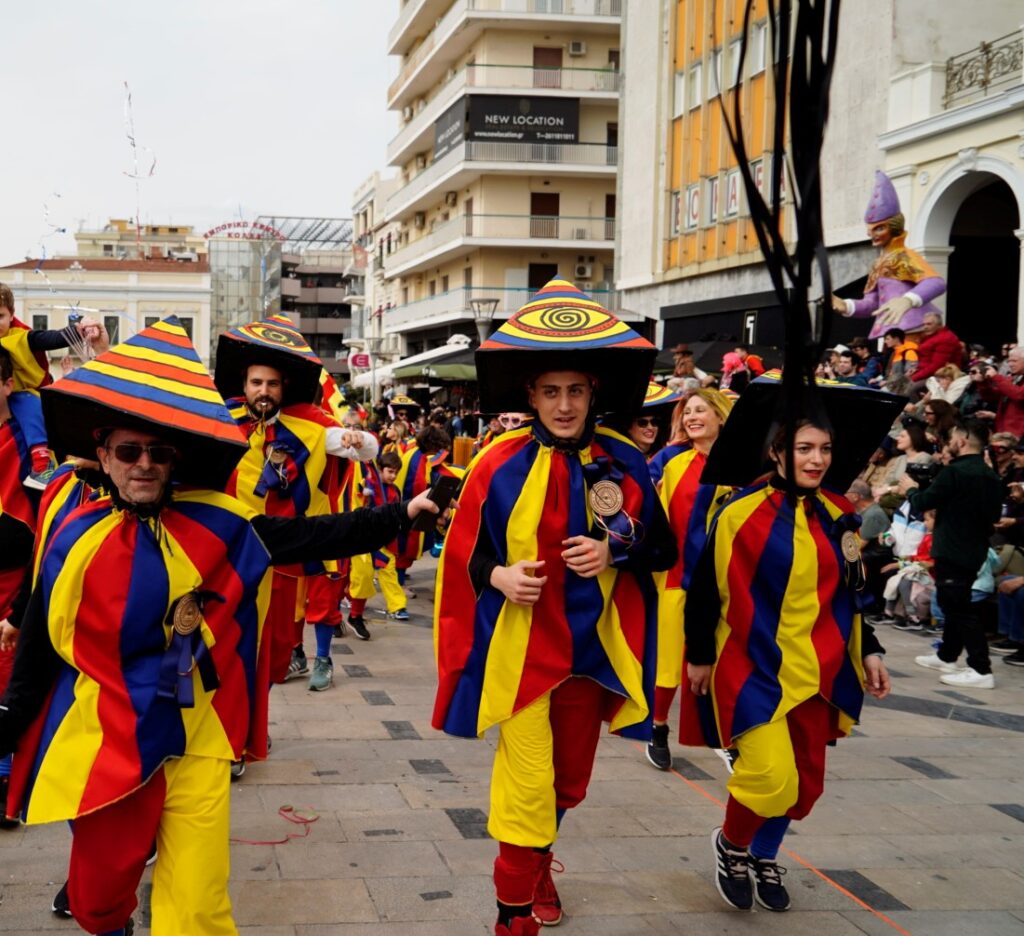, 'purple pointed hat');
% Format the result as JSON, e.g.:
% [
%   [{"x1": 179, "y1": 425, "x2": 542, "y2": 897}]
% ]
[{"x1": 864, "y1": 170, "x2": 901, "y2": 224}]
